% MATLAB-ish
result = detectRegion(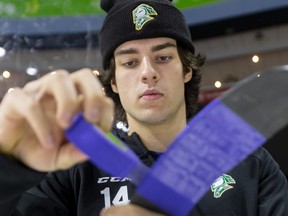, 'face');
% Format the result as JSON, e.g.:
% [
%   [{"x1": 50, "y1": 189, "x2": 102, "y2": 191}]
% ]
[{"x1": 111, "y1": 37, "x2": 192, "y2": 126}]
